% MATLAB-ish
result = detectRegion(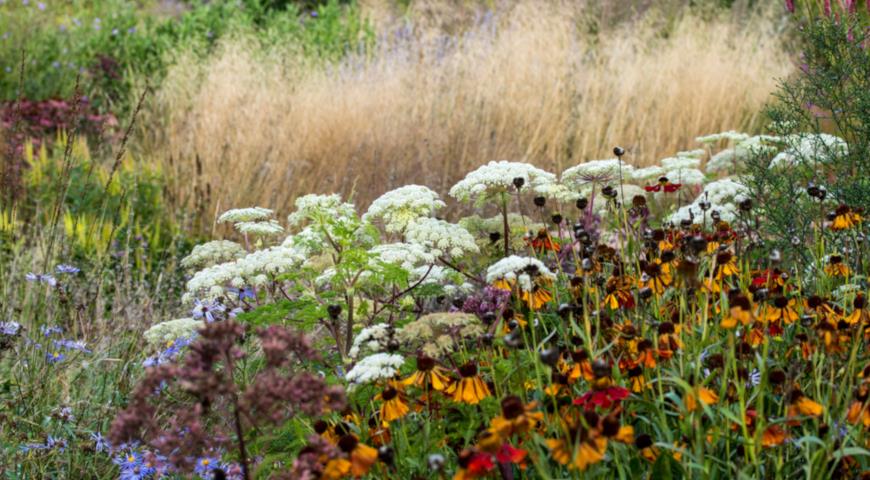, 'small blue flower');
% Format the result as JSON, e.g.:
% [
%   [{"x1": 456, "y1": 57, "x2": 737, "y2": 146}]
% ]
[
  {"x1": 194, "y1": 456, "x2": 220, "y2": 475},
  {"x1": 41, "y1": 325, "x2": 63, "y2": 337},
  {"x1": 114, "y1": 451, "x2": 143, "y2": 469},
  {"x1": 46, "y1": 351, "x2": 65, "y2": 363},
  {"x1": 192, "y1": 299, "x2": 225, "y2": 323},
  {"x1": 56, "y1": 264, "x2": 80, "y2": 274},
  {"x1": 53, "y1": 339, "x2": 91, "y2": 353},
  {"x1": 0, "y1": 321, "x2": 20, "y2": 336},
  {"x1": 26, "y1": 273, "x2": 57, "y2": 287},
  {"x1": 90, "y1": 432, "x2": 111, "y2": 453}
]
